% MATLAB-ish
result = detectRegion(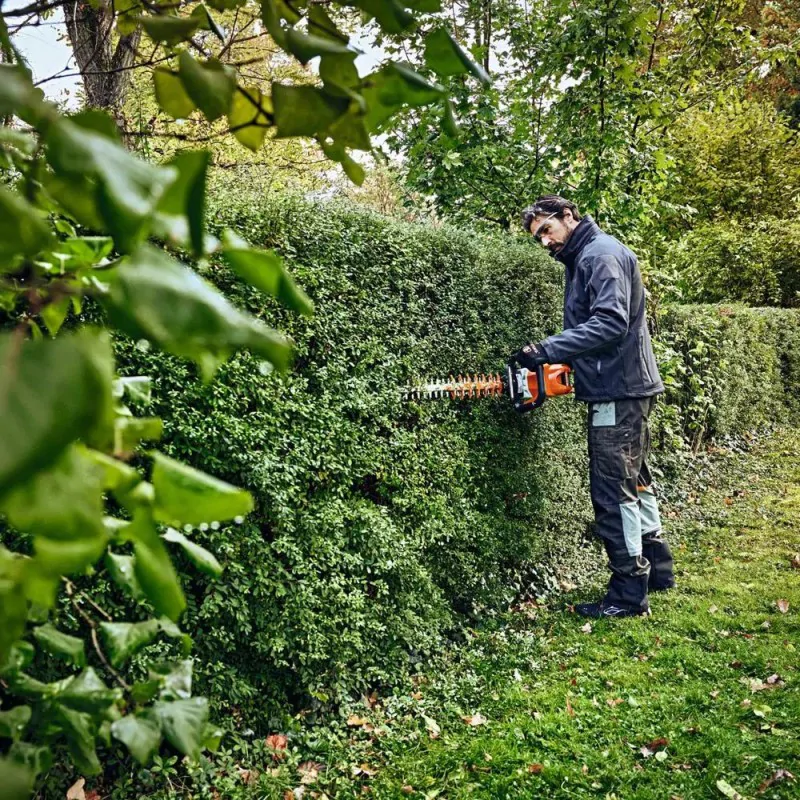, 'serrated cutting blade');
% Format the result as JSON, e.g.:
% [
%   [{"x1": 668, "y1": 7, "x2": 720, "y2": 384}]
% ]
[{"x1": 403, "y1": 373, "x2": 505, "y2": 401}]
